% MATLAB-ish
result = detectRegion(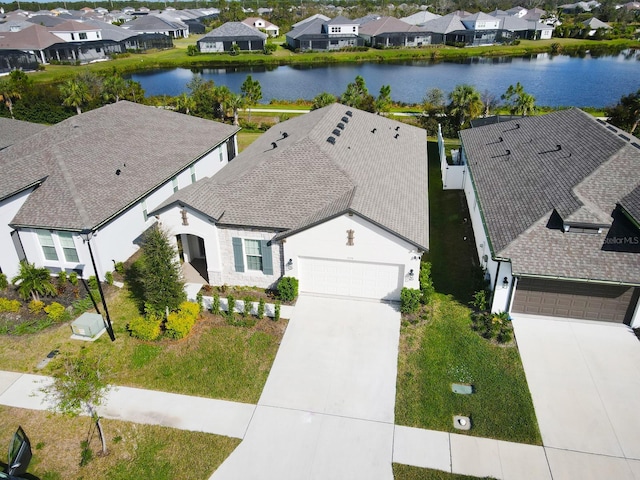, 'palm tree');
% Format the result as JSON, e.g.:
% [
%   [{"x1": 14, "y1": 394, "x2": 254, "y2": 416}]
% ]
[
  {"x1": 174, "y1": 92, "x2": 196, "y2": 115},
  {"x1": 311, "y1": 92, "x2": 337, "y2": 110},
  {"x1": 60, "y1": 78, "x2": 91, "y2": 115},
  {"x1": 225, "y1": 93, "x2": 245, "y2": 126},
  {"x1": 11, "y1": 261, "x2": 57, "y2": 301},
  {"x1": 102, "y1": 72, "x2": 127, "y2": 103},
  {"x1": 0, "y1": 78, "x2": 21, "y2": 119},
  {"x1": 448, "y1": 84, "x2": 483, "y2": 127},
  {"x1": 502, "y1": 82, "x2": 536, "y2": 116}
]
